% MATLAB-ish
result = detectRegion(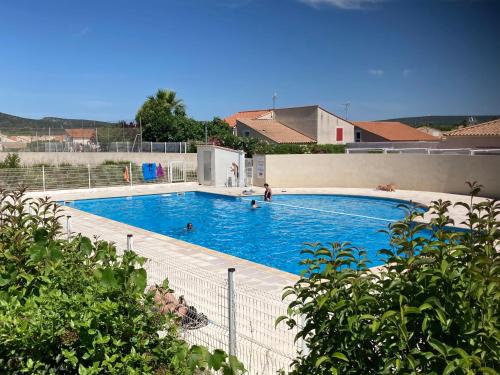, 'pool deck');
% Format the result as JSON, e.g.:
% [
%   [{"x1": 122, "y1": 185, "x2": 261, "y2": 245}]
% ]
[{"x1": 28, "y1": 182, "x2": 484, "y2": 292}]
